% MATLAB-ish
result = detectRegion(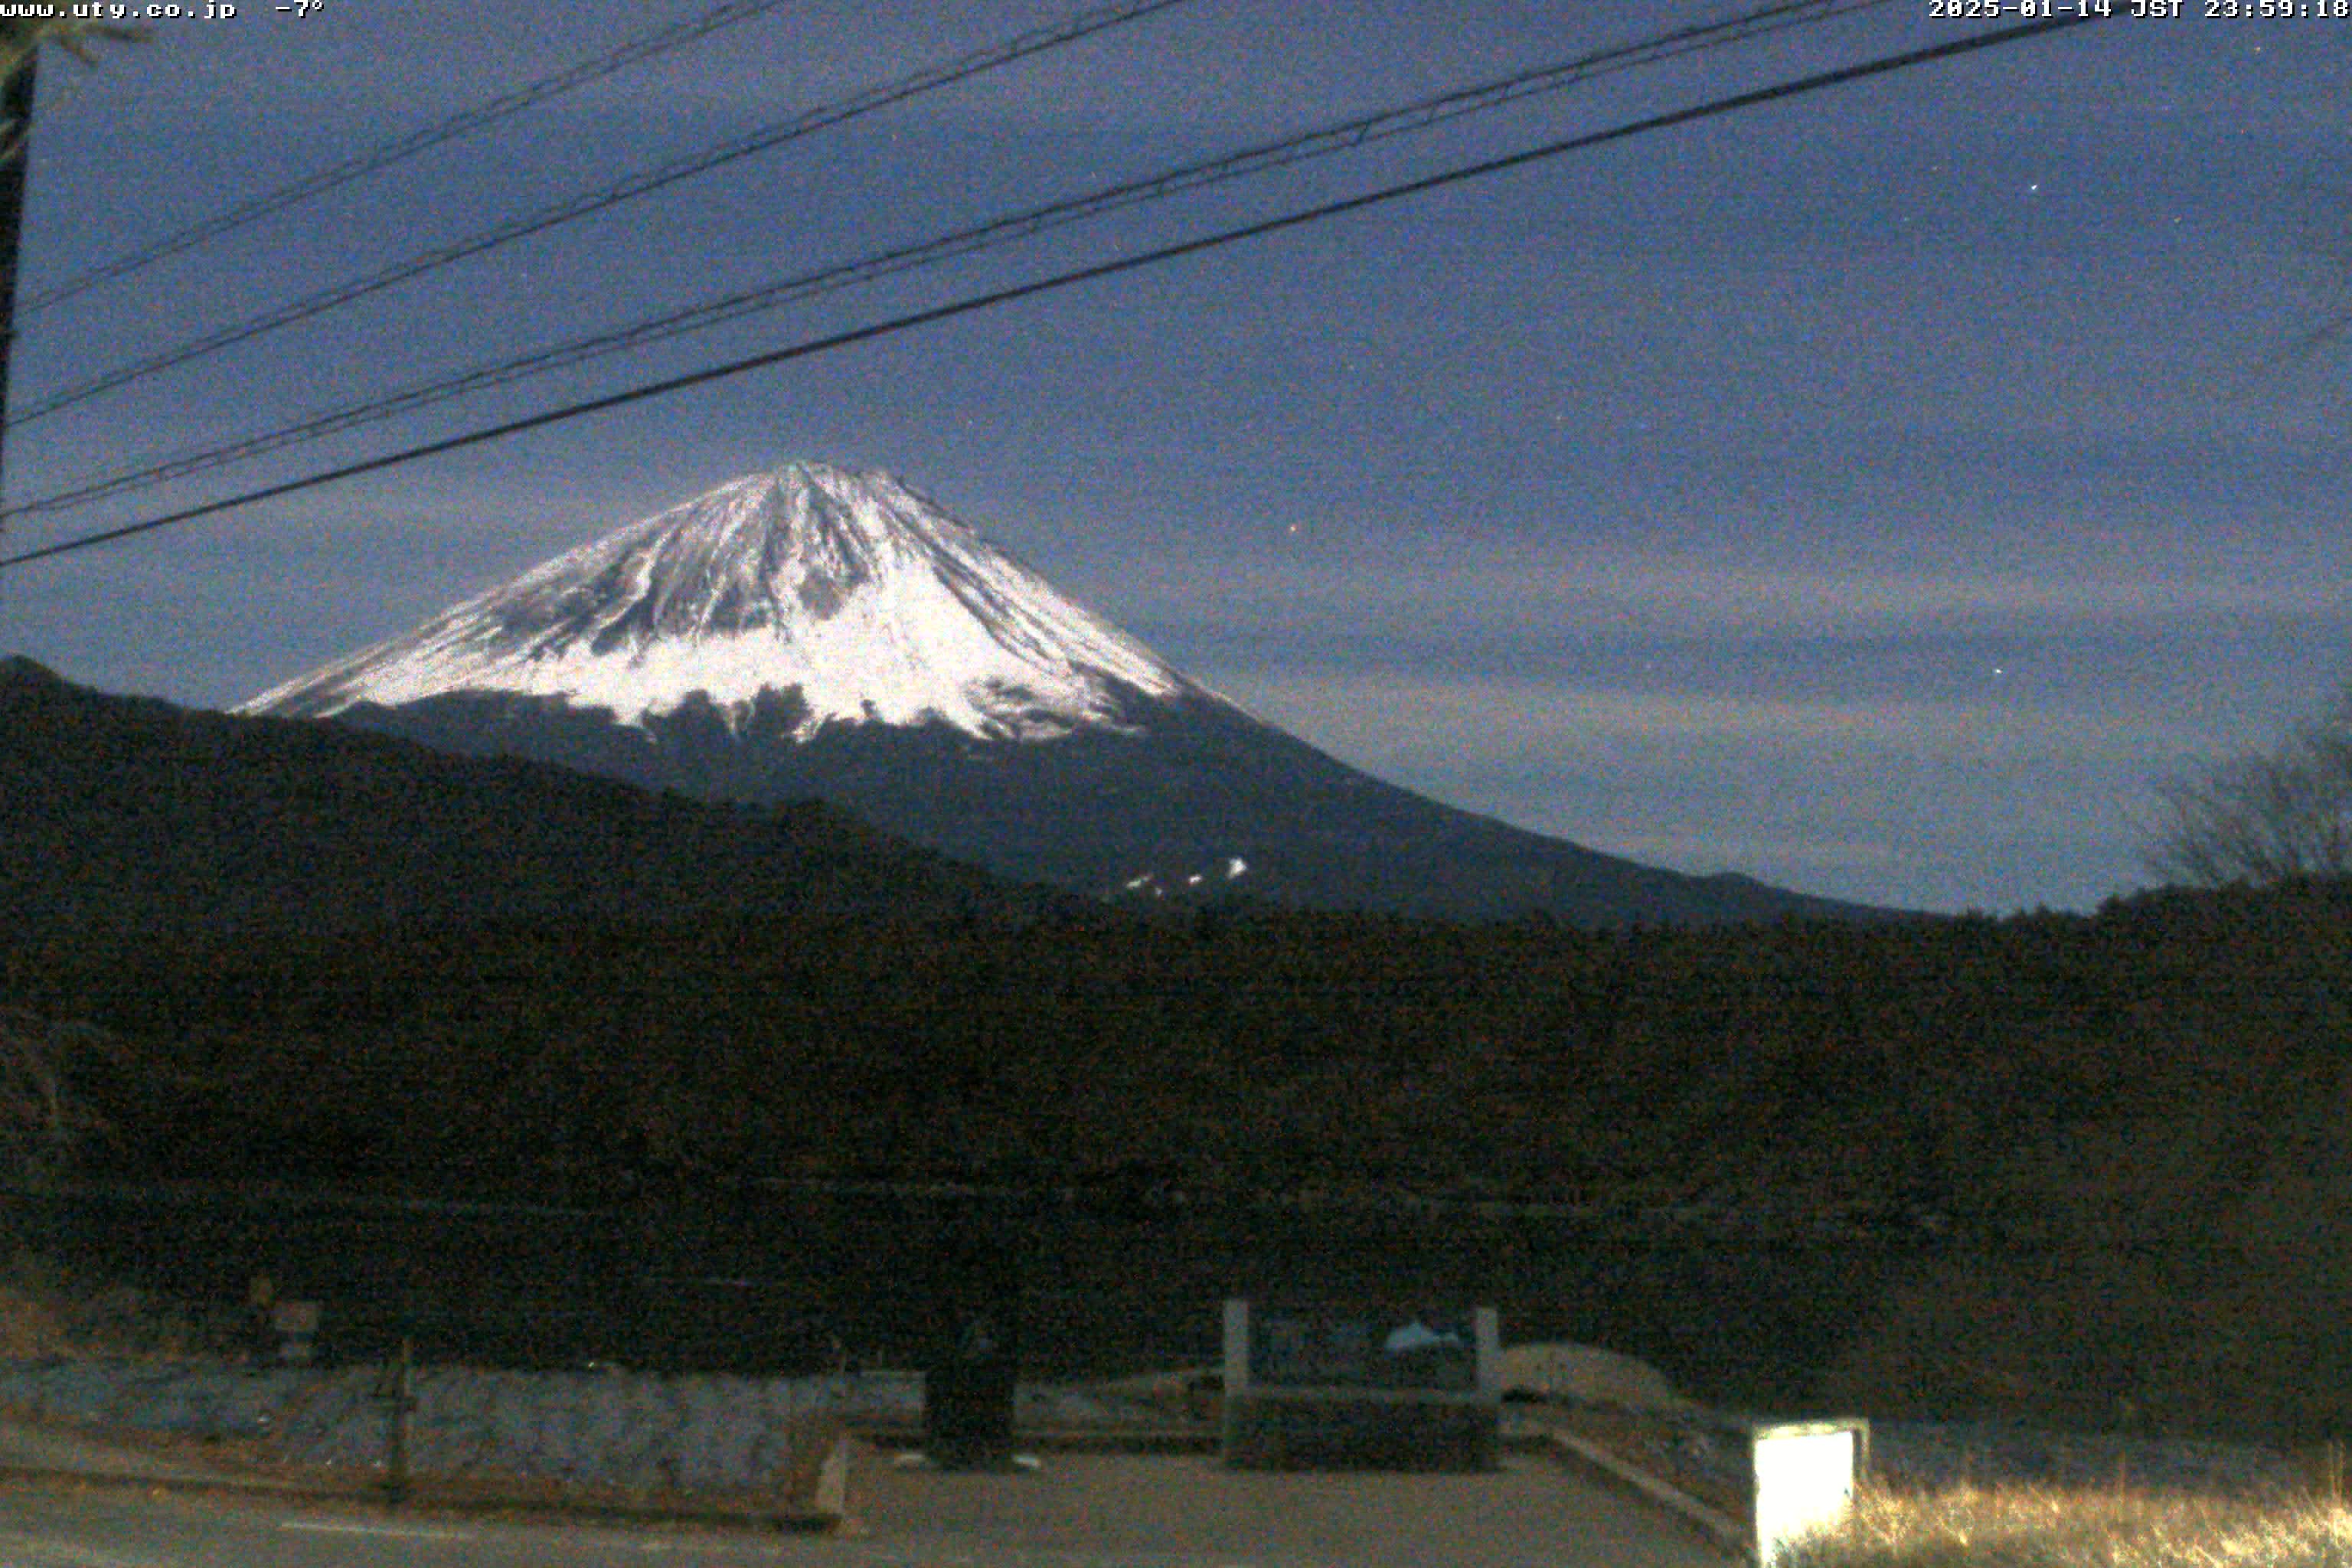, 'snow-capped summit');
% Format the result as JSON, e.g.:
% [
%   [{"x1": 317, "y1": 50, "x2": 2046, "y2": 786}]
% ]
[{"x1": 243, "y1": 462, "x2": 1193, "y2": 740}]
